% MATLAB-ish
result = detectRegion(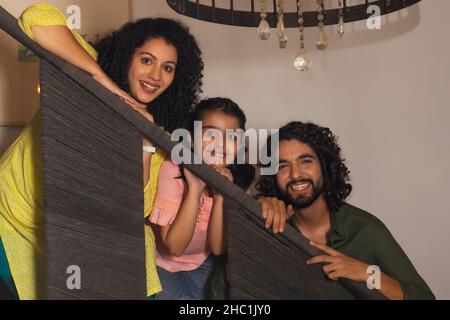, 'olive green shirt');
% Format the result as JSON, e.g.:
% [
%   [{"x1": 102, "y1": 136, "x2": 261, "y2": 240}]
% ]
[{"x1": 288, "y1": 203, "x2": 435, "y2": 300}]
